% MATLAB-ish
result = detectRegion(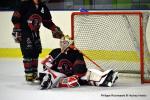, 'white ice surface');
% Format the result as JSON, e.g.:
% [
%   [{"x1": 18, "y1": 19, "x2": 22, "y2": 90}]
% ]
[{"x1": 0, "y1": 58, "x2": 150, "y2": 100}]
